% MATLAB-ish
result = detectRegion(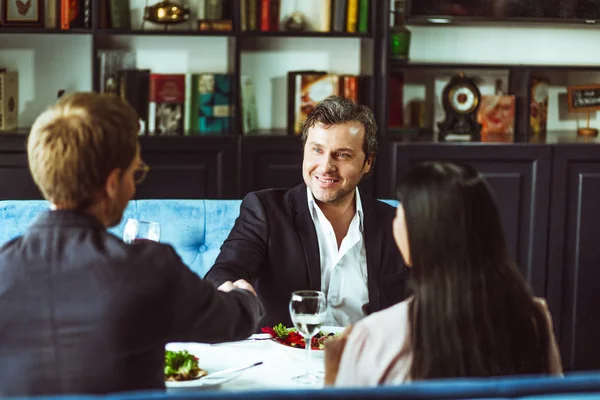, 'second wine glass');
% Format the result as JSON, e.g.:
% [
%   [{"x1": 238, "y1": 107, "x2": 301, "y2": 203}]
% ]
[
  {"x1": 122, "y1": 218, "x2": 161, "y2": 243},
  {"x1": 289, "y1": 290, "x2": 327, "y2": 384}
]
